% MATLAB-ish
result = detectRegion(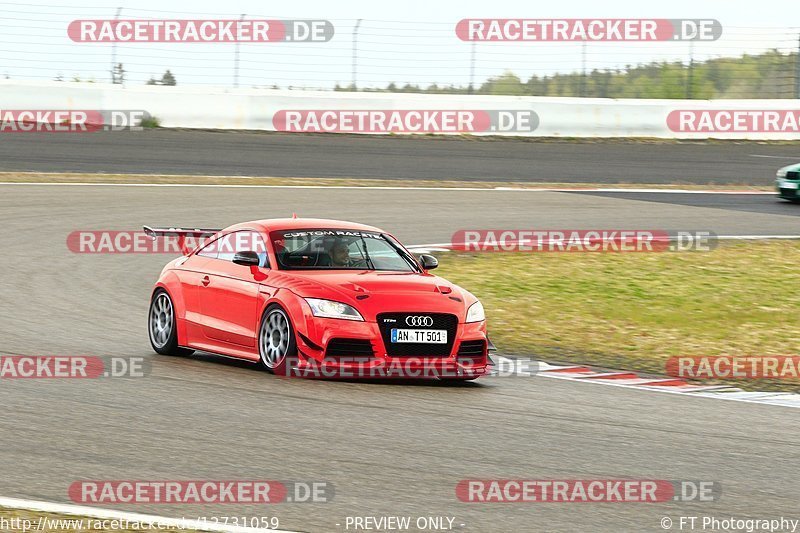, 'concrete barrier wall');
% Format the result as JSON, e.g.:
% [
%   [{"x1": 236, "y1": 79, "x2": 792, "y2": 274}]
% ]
[{"x1": 1, "y1": 80, "x2": 798, "y2": 139}]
